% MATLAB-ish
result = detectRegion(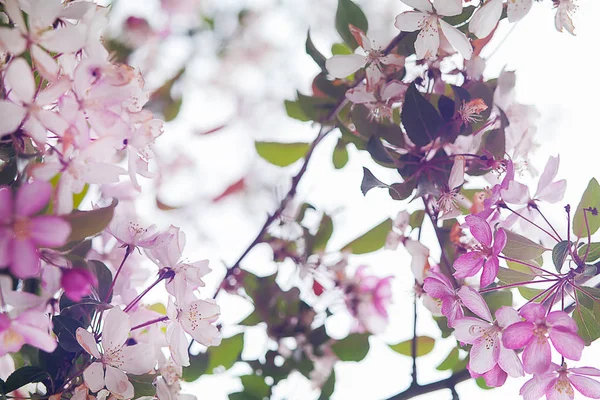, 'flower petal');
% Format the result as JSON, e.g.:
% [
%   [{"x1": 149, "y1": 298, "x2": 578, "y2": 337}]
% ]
[
  {"x1": 12, "y1": 319, "x2": 57, "y2": 353},
  {"x1": 465, "y1": 215, "x2": 492, "y2": 247},
  {"x1": 453, "y1": 251, "x2": 484, "y2": 279},
  {"x1": 433, "y1": 0, "x2": 462, "y2": 17},
  {"x1": 0, "y1": 100, "x2": 26, "y2": 135},
  {"x1": 0, "y1": 27, "x2": 26, "y2": 54},
  {"x1": 468, "y1": 0, "x2": 503, "y2": 39},
  {"x1": 522, "y1": 336, "x2": 551, "y2": 374},
  {"x1": 401, "y1": 0, "x2": 433, "y2": 13},
  {"x1": 457, "y1": 286, "x2": 492, "y2": 322},
  {"x1": 104, "y1": 365, "x2": 134, "y2": 399},
  {"x1": 76, "y1": 327, "x2": 101, "y2": 358},
  {"x1": 325, "y1": 54, "x2": 367, "y2": 79},
  {"x1": 29, "y1": 216, "x2": 71, "y2": 248},
  {"x1": 507, "y1": 0, "x2": 534, "y2": 22},
  {"x1": 439, "y1": 20, "x2": 472, "y2": 60},
  {"x1": 423, "y1": 274, "x2": 454, "y2": 299},
  {"x1": 549, "y1": 327, "x2": 584, "y2": 361},
  {"x1": 167, "y1": 322, "x2": 190, "y2": 367},
  {"x1": 536, "y1": 180, "x2": 567, "y2": 204},
  {"x1": 102, "y1": 307, "x2": 131, "y2": 353},
  {"x1": 546, "y1": 311, "x2": 577, "y2": 332},
  {"x1": 470, "y1": 334, "x2": 500, "y2": 374},
  {"x1": 414, "y1": 17, "x2": 440, "y2": 59},
  {"x1": 39, "y1": 25, "x2": 86, "y2": 54},
  {"x1": 452, "y1": 317, "x2": 489, "y2": 344},
  {"x1": 480, "y1": 256, "x2": 499, "y2": 288},
  {"x1": 394, "y1": 11, "x2": 429, "y2": 32},
  {"x1": 6, "y1": 58, "x2": 35, "y2": 103},
  {"x1": 502, "y1": 321, "x2": 534, "y2": 349},
  {"x1": 498, "y1": 345, "x2": 523, "y2": 378},
  {"x1": 495, "y1": 306, "x2": 521, "y2": 328},
  {"x1": 570, "y1": 375, "x2": 600, "y2": 398},
  {"x1": 570, "y1": 367, "x2": 600, "y2": 377},
  {"x1": 492, "y1": 228, "x2": 507, "y2": 255},
  {"x1": 520, "y1": 303, "x2": 546, "y2": 323},
  {"x1": 15, "y1": 181, "x2": 52, "y2": 217},
  {"x1": 119, "y1": 343, "x2": 156, "y2": 374},
  {"x1": 83, "y1": 362, "x2": 105, "y2": 393},
  {"x1": 480, "y1": 364, "x2": 508, "y2": 387},
  {"x1": 10, "y1": 239, "x2": 40, "y2": 279}
]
